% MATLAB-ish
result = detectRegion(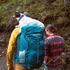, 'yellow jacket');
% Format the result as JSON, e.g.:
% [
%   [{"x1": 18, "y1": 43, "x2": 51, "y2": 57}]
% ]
[
  {"x1": 6, "y1": 26, "x2": 20, "y2": 68},
  {"x1": 6, "y1": 16, "x2": 45, "y2": 69}
]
